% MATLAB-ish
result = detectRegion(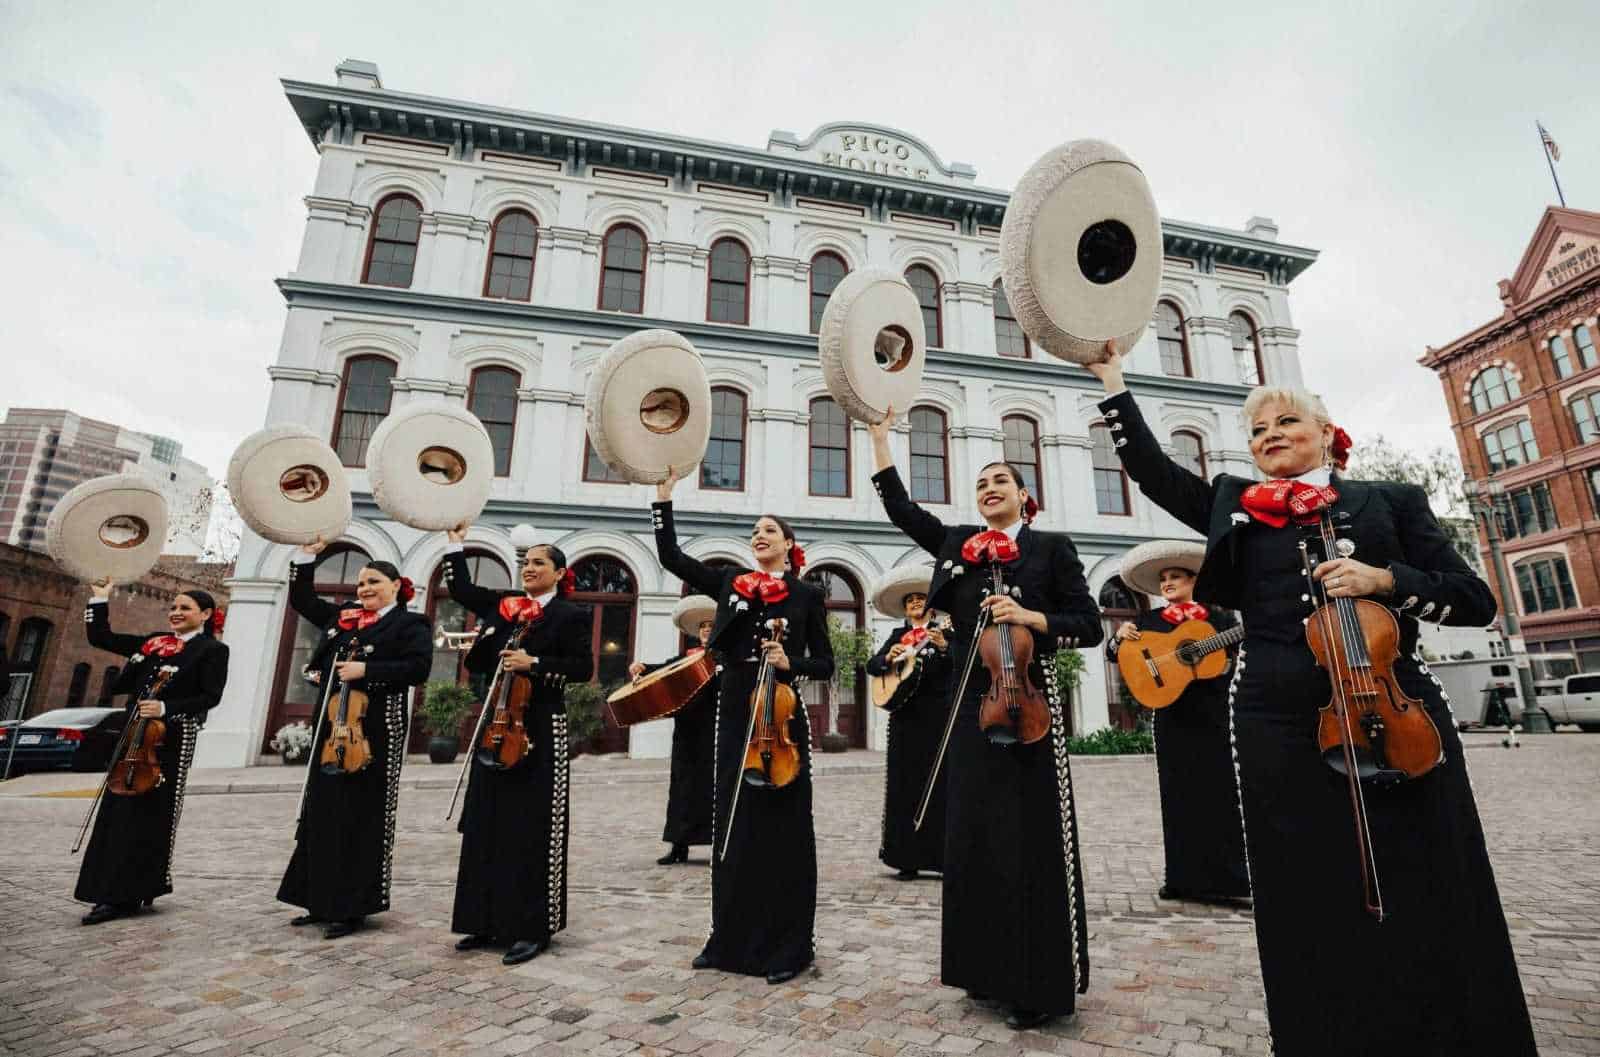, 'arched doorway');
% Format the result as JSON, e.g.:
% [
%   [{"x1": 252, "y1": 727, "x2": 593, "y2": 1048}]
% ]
[
  {"x1": 802, "y1": 565, "x2": 867, "y2": 748},
  {"x1": 1099, "y1": 575, "x2": 1145, "y2": 731},
  {"x1": 263, "y1": 545, "x2": 369, "y2": 752},
  {"x1": 413, "y1": 549, "x2": 512, "y2": 751},
  {"x1": 571, "y1": 555, "x2": 637, "y2": 754}
]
